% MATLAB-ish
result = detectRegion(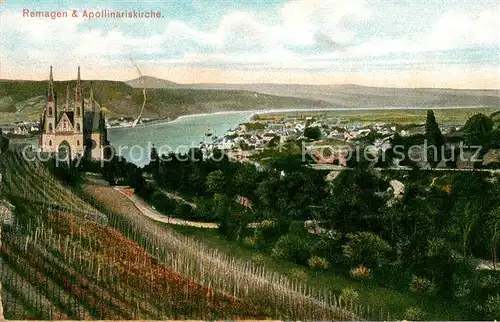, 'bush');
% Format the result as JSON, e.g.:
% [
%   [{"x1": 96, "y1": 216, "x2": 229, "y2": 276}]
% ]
[
  {"x1": 289, "y1": 268, "x2": 308, "y2": 282},
  {"x1": 176, "y1": 202, "x2": 195, "y2": 220},
  {"x1": 409, "y1": 275, "x2": 437, "y2": 295},
  {"x1": 342, "y1": 231, "x2": 392, "y2": 268},
  {"x1": 340, "y1": 287, "x2": 359, "y2": 303},
  {"x1": 307, "y1": 256, "x2": 329, "y2": 269},
  {"x1": 303, "y1": 126, "x2": 322, "y2": 140},
  {"x1": 251, "y1": 253, "x2": 265, "y2": 266},
  {"x1": 271, "y1": 234, "x2": 312, "y2": 264},
  {"x1": 350, "y1": 264, "x2": 372, "y2": 280},
  {"x1": 404, "y1": 306, "x2": 425, "y2": 320},
  {"x1": 253, "y1": 219, "x2": 281, "y2": 247},
  {"x1": 243, "y1": 236, "x2": 258, "y2": 248},
  {"x1": 484, "y1": 294, "x2": 500, "y2": 319}
]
